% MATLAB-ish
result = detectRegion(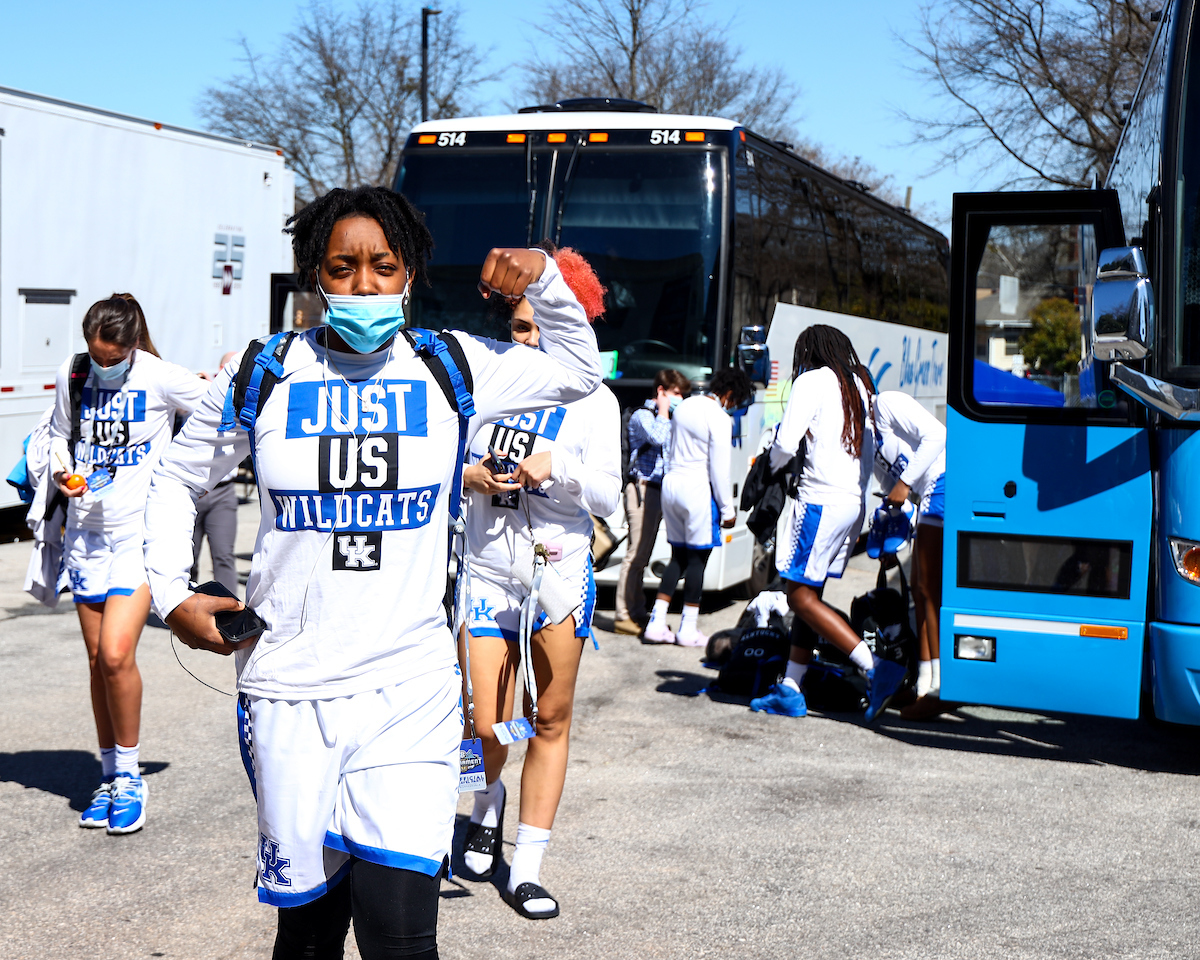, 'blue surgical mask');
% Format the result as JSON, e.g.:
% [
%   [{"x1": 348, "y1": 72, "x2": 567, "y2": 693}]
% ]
[
  {"x1": 320, "y1": 282, "x2": 409, "y2": 354},
  {"x1": 91, "y1": 355, "x2": 130, "y2": 381},
  {"x1": 668, "y1": 395, "x2": 682, "y2": 414}
]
